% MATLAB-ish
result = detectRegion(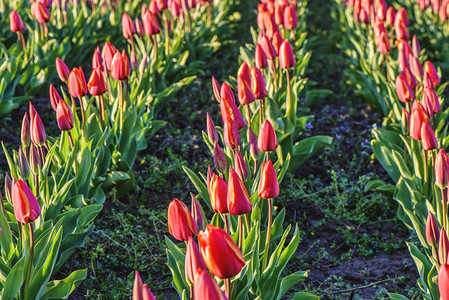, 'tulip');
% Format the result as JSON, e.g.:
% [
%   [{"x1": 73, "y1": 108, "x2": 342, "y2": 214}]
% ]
[
  {"x1": 209, "y1": 173, "x2": 228, "y2": 214},
  {"x1": 260, "y1": 35, "x2": 276, "y2": 59},
  {"x1": 422, "y1": 123, "x2": 438, "y2": 151},
  {"x1": 409, "y1": 54, "x2": 423, "y2": 82},
  {"x1": 258, "y1": 160, "x2": 280, "y2": 199},
  {"x1": 386, "y1": 6, "x2": 395, "y2": 26},
  {"x1": 237, "y1": 62, "x2": 251, "y2": 88},
  {"x1": 376, "y1": 1, "x2": 387, "y2": 21},
  {"x1": 440, "y1": 228, "x2": 449, "y2": 264},
  {"x1": 29, "y1": 144, "x2": 40, "y2": 175},
  {"x1": 5, "y1": 173, "x2": 13, "y2": 204},
  {"x1": 401, "y1": 107, "x2": 410, "y2": 131},
  {"x1": 424, "y1": 87, "x2": 440, "y2": 114},
  {"x1": 227, "y1": 168, "x2": 252, "y2": 215},
  {"x1": 436, "y1": 149, "x2": 449, "y2": 189},
  {"x1": 149, "y1": 0, "x2": 160, "y2": 15},
  {"x1": 220, "y1": 97, "x2": 247, "y2": 130},
  {"x1": 32, "y1": 1, "x2": 50, "y2": 24},
  {"x1": 258, "y1": 119, "x2": 278, "y2": 152},
  {"x1": 401, "y1": 66, "x2": 417, "y2": 90},
  {"x1": 68, "y1": 67, "x2": 87, "y2": 98},
  {"x1": 220, "y1": 82, "x2": 236, "y2": 103},
  {"x1": 279, "y1": 40, "x2": 295, "y2": 69},
  {"x1": 395, "y1": 74, "x2": 414, "y2": 103},
  {"x1": 56, "y1": 58, "x2": 70, "y2": 82},
  {"x1": 426, "y1": 212, "x2": 440, "y2": 247},
  {"x1": 168, "y1": 198, "x2": 197, "y2": 241},
  {"x1": 213, "y1": 141, "x2": 226, "y2": 174},
  {"x1": 122, "y1": 12, "x2": 136, "y2": 40},
  {"x1": 377, "y1": 31, "x2": 391, "y2": 53},
  {"x1": 274, "y1": 4, "x2": 284, "y2": 25},
  {"x1": 424, "y1": 61, "x2": 440, "y2": 87},
  {"x1": 422, "y1": 92, "x2": 434, "y2": 119},
  {"x1": 248, "y1": 128, "x2": 260, "y2": 159},
  {"x1": 21, "y1": 113, "x2": 31, "y2": 148},
  {"x1": 185, "y1": 237, "x2": 207, "y2": 284},
  {"x1": 170, "y1": 0, "x2": 182, "y2": 17},
  {"x1": 88, "y1": 66, "x2": 107, "y2": 96},
  {"x1": 439, "y1": 264, "x2": 449, "y2": 300},
  {"x1": 251, "y1": 67, "x2": 268, "y2": 99},
  {"x1": 56, "y1": 100, "x2": 74, "y2": 131},
  {"x1": 49, "y1": 84, "x2": 62, "y2": 111},
  {"x1": 143, "y1": 10, "x2": 160, "y2": 36},
  {"x1": 431, "y1": 0, "x2": 440, "y2": 12},
  {"x1": 212, "y1": 76, "x2": 221, "y2": 102},
  {"x1": 359, "y1": 8, "x2": 369, "y2": 24},
  {"x1": 12, "y1": 179, "x2": 41, "y2": 223},
  {"x1": 193, "y1": 269, "x2": 228, "y2": 300},
  {"x1": 237, "y1": 75, "x2": 256, "y2": 105},
  {"x1": 234, "y1": 150, "x2": 248, "y2": 181},
  {"x1": 133, "y1": 271, "x2": 157, "y2": 300},
  {"x1": 283, "y1": 5, "x2": 297, "y2": 30},
  {"x1": 92, "y1": 47, "x2": 103, "y2": 71},
  {"x1": 18, "y1": 146, "x2": 30, "y2": 179},
  {"x1": 9, "y1": 10, "x2": 26, "y2": 32},
  {"x1": 111, "y1": 51, "x2": 130, "y2": 81},
  {"x1": 198, "y1": 225, "x2": 245, "y2": 278},
  {"x1": 410, "y1": 103, "x2": 427, "y2": 140},
  {"x1": 223, "y1": 117, "x2": 240, "y2": 149},
  {"x1": 31, "y1": 111, "x2": 46, "y2": 146},
  {"x1": 395, "y1": 19, "x2": 409, "y2": 41},
  {"x1": 271, "y1": 31, "x2": 284, "y2": 54},
  {"x1": 412, "y1": 35, "x2": 421, "y2": 58},
  {"x1": 255, "y1": 44, "x2": 268, "y2": 69},
  {"x1": 191, "y1": 194, "x2": 204, "y2": 232},
  {"x1": 206, "y1": 112, "x2": 218, "y2": 143},
  {"x1": 157, "y1": 0, "x2": 168, "y2": 10},
  {"x1": 135, "y1": 18, "x2": 145, "y2": 37},
  {"x1": 102, "y1": 42, "x2": 118, "y2": 73},
  {"x1": 395, "y1": 7, "x2": 409, "y2": 26},
  {"x1": 142, "y1": 284, "x2": 157, "y2": 300}
]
